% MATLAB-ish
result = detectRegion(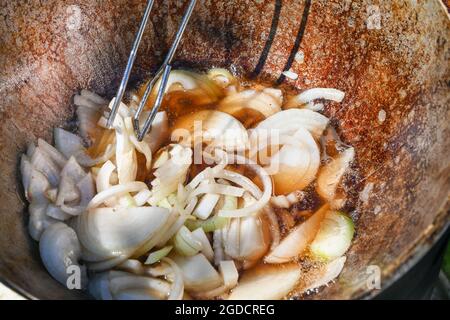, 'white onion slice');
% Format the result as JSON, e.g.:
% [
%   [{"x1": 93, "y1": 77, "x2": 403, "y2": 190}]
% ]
[
  {"x1": 265, "y1": 204, "x2": 328, "y2": 263},
  {"x1": 303, "y1": 256, "x2": 347, "y2": 293},
  {"x1": 188, "y1": 183, "x2": 245, "y2": 201},
  {"x1": 172, "y1": 254, "x2": 222, "y2": 292},
  {"x1": 46, "y1": 203, "x2": 71, "y2": 221},
  {"x1": 80, "y1": 89, "x2": 107, "y2": 106},
  {"x1": 268, "y1": 127, "x2": 320, "y2": 195},
  {"x1": 28, "y1": 201, "x2": 57, "y2": 241},
  {"x1": 317, "y1": 147, "x2": 354, "y2": 203},
  {"x1": 219, "y1": 260, "x2": 239, "y2": 288},
  {"x1": 124, "y1": 117, "x2": 152, "y2": 170},
  {"x1": 60, "y1": 156, "x2": 86, "y2": 183},
  {"x1": 192, "y1": 192, "x2": 220, "y2": 220},
  {"x1": 96, "y1": 160, "x2": 115, "y2": 193},
  {"x1": 76, "y1": 206, "x2": 171, "y2": 261},
  {"x1": 293, "y1": 88, "x2": 345, "y2": 105},
  {"x1": 218, "y1": 88, "x2": 282, "y2": 119},
  {"x1": 56, "y1": 173, "x2": 80, "y2": 206},
  {"x1": 172, "y1": 110, "x2": 248, "y2": 151},
  {"x1": 141, "y1": 111, "x2": 169, "y2": 153},
  {"x1": 20, "y1": 154, "x2": 33, "y2": 200},
  {"x1": 228, "y1": 263, "x2": 301, "y2": 300},
  {"x1": 162, "y1": 257, "x2": 184, "y2": 300},
  {"x1": 134, "y1": 189, "x2": 152, "y2": 207},
  {"x1": 116, "y1": 259, "x2": 145, "y2": 275},
  {"x1": 87, "y1": 181, "x2": 148, "y2": 209},
  {"x1": 37, "y1": 138, "x2": 67, "y2": 168},
  {"x1": 60, "y1": 173, "x2": 95, "y2": 216},
  {"x1": 192, "y1": 228, "x2": 214, "y2": 261},
  {"x1": 254, "y1": 109, "x2": 329, "y2": 140},
  {"x1": 28, "y1": 168, "x2": 51, "y2": 204},
  {"x1": 31, "y1": 147, "x2": 60, "y2": 186},
  {"x1": 54, "y1": 128, "x2": 85, "y2": 159},
  {"x1": 218, "y1": 155, "x2": 271, "y2": 218}
]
